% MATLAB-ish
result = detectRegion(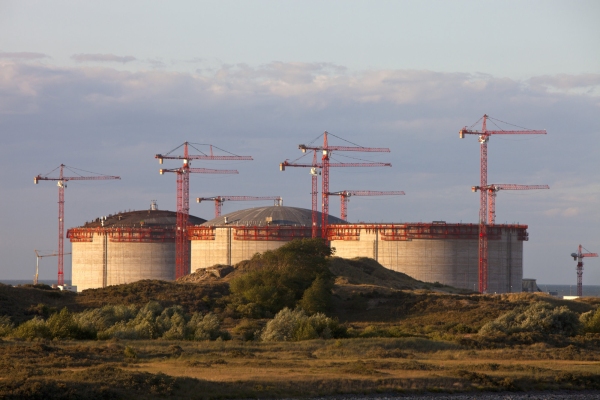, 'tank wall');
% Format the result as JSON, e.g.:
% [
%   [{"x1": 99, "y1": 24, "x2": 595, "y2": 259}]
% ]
[
  {"x1": 72, "y1": 239, "x2": 105, "y2": 291},
  {"x1": 107, "y1": 241, "x2": 175, "y2": 286},
  {"x1": 72, "y1": 233, "x2": 175, "y2": 292},
  {"x1": 191, "y1": 227, "x2": 289, "y2": 271},
  {"x1": 331, "y1": 227, "x2": 523, "y2": 294}
]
